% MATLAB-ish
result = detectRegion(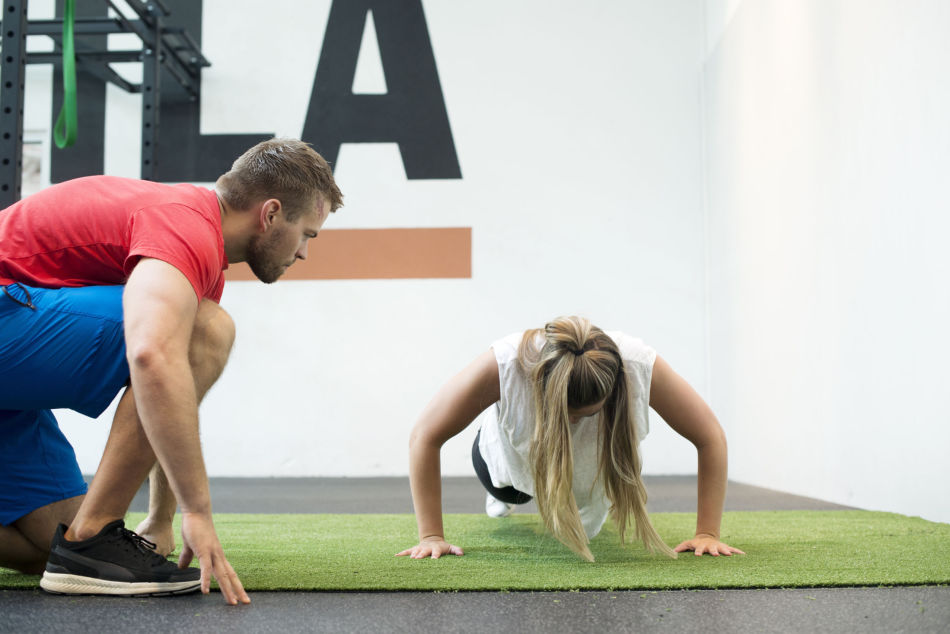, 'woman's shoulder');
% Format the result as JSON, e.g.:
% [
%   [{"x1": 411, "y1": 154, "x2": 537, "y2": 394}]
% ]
[
  {"x1": 490, "y1": 330, "x2": 529, "y2": 365},
  {"x1": 605, "y1": 330, "x2": 657, "y2": 366}
]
